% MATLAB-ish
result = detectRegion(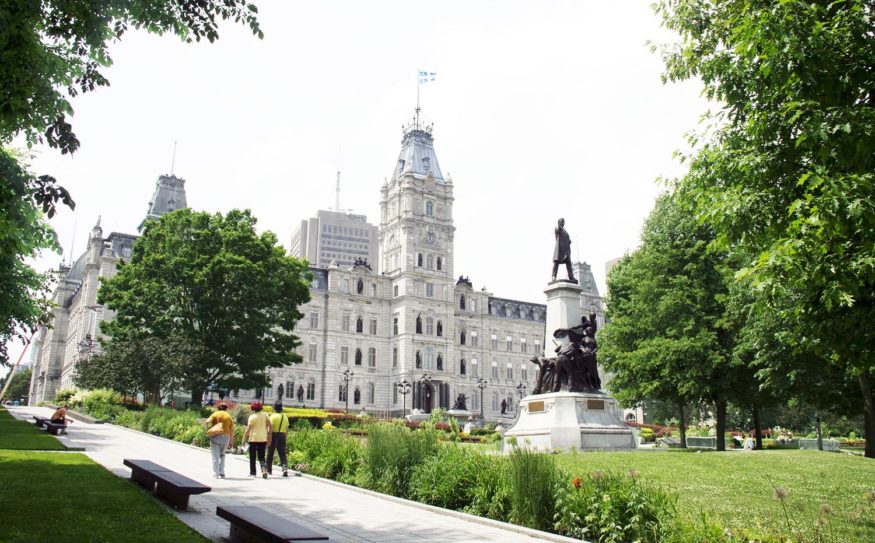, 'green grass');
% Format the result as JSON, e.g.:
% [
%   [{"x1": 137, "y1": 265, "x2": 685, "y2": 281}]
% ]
[
  {"x1": 0, "y1": 408, "x2": 66, "y2": 450},
  {"x1": 0, "y1": 450, "x2": 208, "y2": 543},
  {"x1": 556, "y1": 449, "x2": 875, "y2": 542}
]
